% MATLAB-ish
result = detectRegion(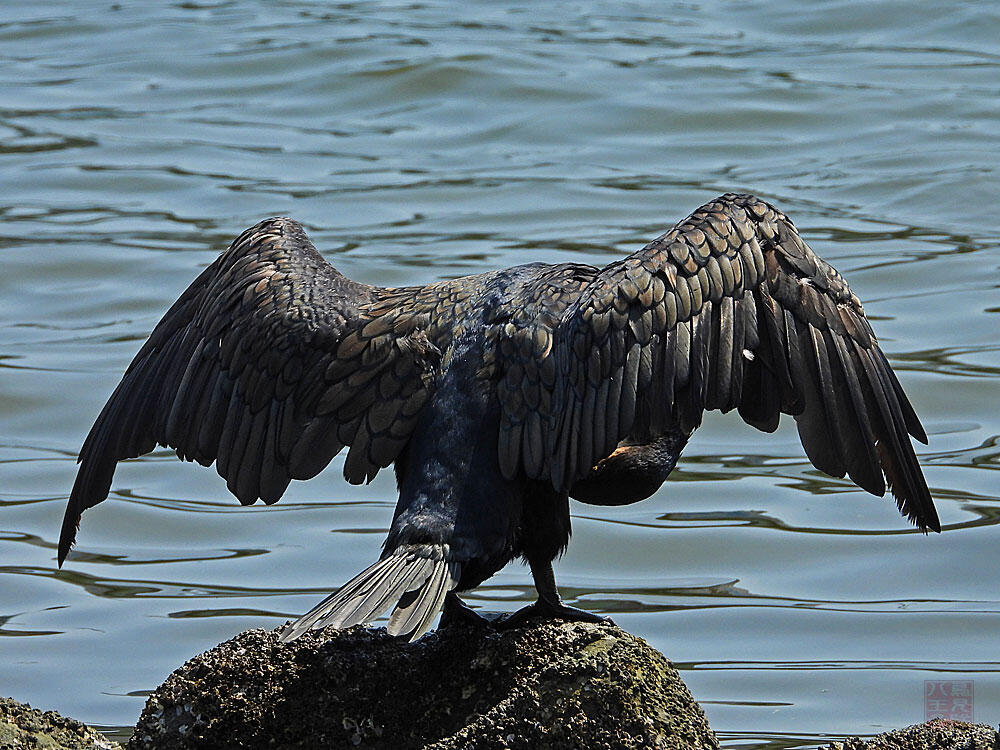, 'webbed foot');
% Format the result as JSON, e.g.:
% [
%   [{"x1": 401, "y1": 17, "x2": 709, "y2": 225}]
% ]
[
  {"x1": 497, "y1": 599, "x2": 615, "y2": 630},
  {"x1": 495, "y1": 557, "x2": 616, "y2": 630}
]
